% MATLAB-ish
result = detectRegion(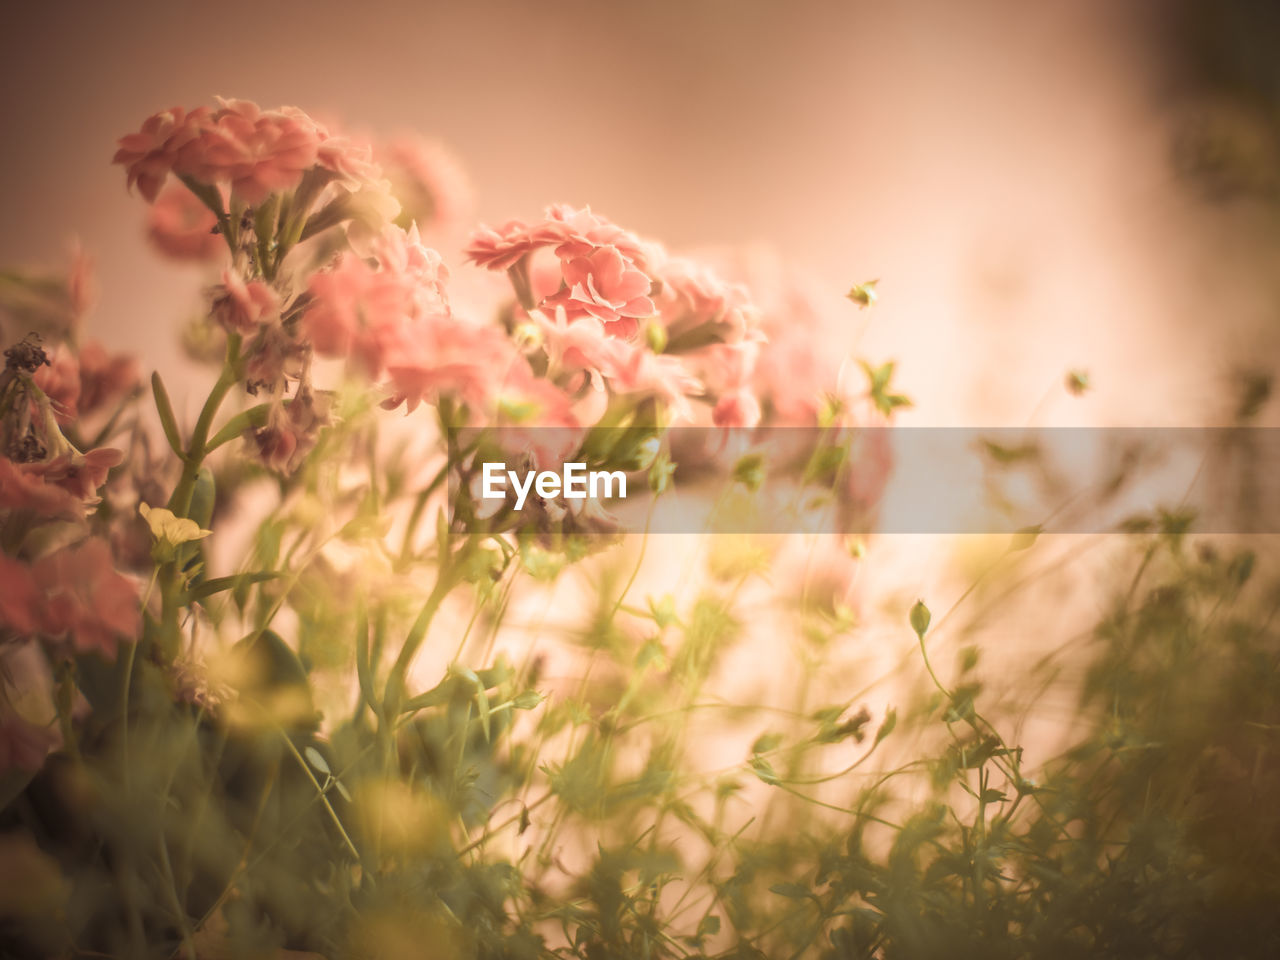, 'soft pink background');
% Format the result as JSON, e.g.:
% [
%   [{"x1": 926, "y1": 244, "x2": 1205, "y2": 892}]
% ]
[{"x1": 2, "y1": 0, "x2": 1277, "y2": 426}]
